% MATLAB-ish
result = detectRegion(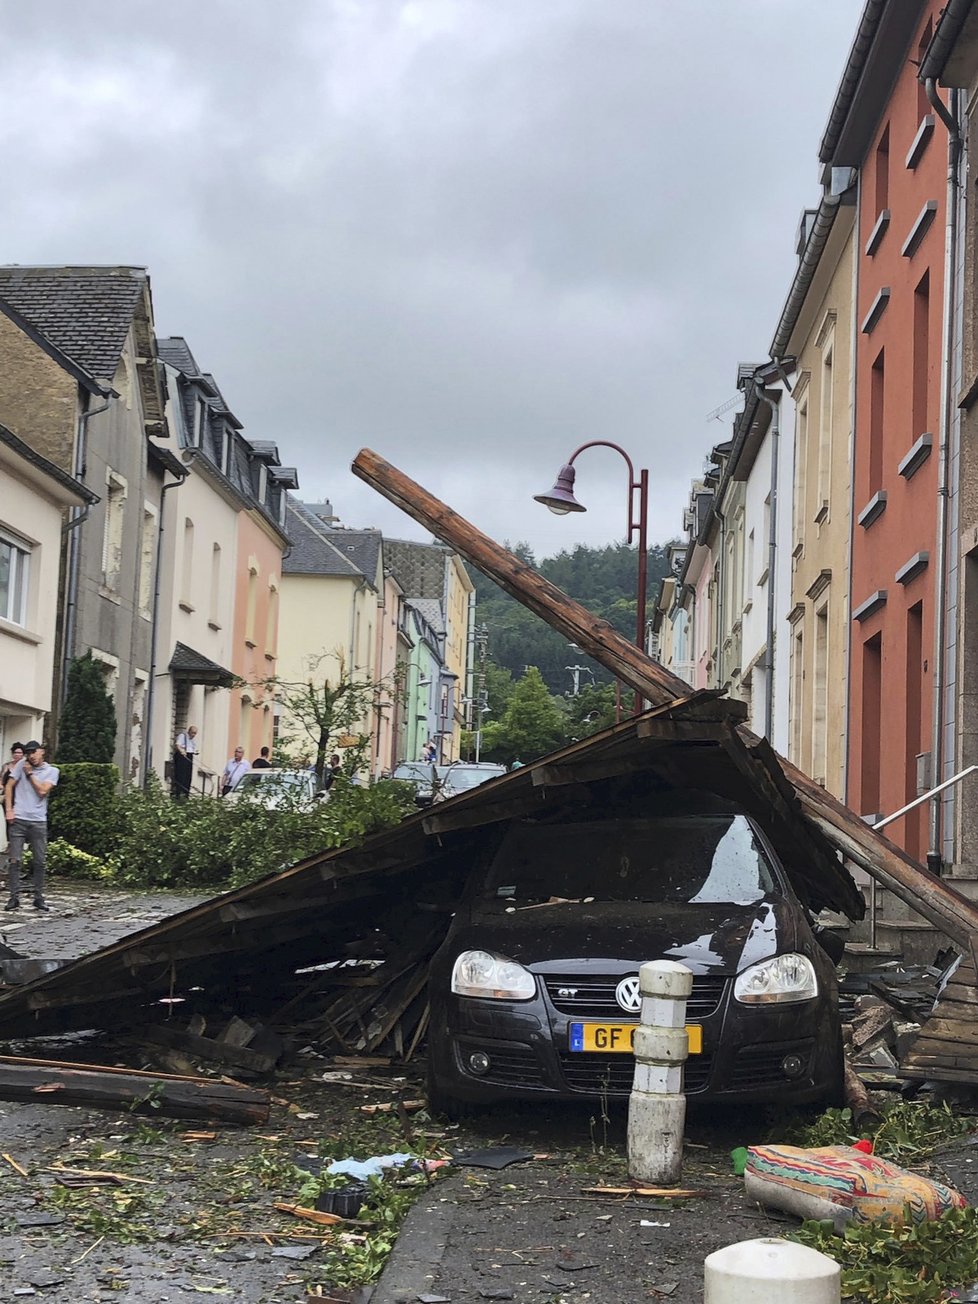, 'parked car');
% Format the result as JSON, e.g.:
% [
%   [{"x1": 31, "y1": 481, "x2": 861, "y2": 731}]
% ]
[
  {"x1": 225, "y1": 768, "x2": 323, "y2": 810},
  {"x1": 392, "y1": 761, "x2": 507, "y2": 808},
  {"x1": 426, "y1": 795, "x2": 843, "y2": 1117}
]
